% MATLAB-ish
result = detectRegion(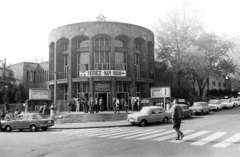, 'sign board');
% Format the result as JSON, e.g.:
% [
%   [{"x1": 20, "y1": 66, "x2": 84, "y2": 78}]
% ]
[
  {"x1": 29, "y1": 89, "x2": 50, "y2": 100},
  {"x1": 151, "y1": 87, "x2": 171, "y2": 98},
  {"x1": 178, "y1": 99, "x2": 185, "y2": 102},
  {"x1": 95, "y1": 83, "x2": 110, "y2": 91},
  {"x1": 141, "y1": 98, "x2": 150, "y2": 104},
  {"x1": 79, "y1": 70, "x2": 126, "y2": 77}
]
